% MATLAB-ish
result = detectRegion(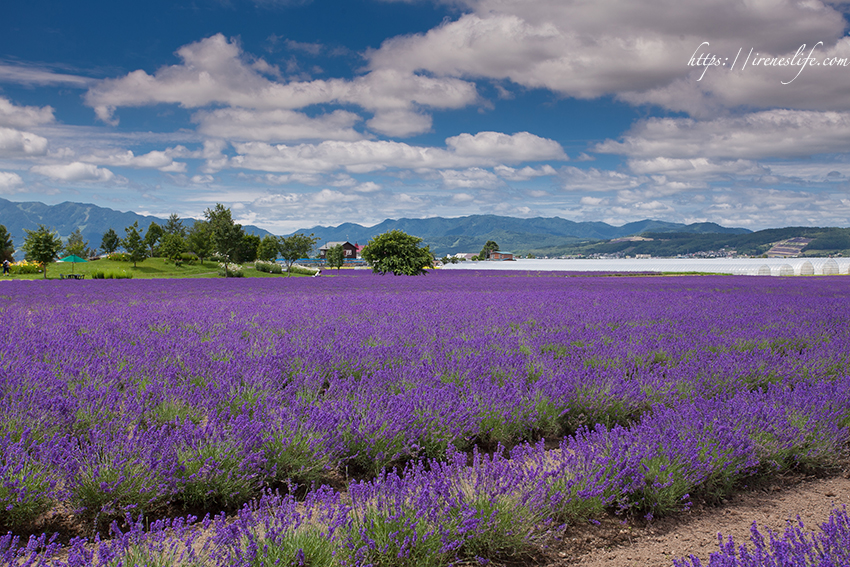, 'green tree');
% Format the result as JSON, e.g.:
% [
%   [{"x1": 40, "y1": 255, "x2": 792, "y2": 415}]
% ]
[
  {"x1": 187, "y1": 221, "x2": 213, "y2": 264},
  {"x1": 123, "y1": 222, "x2": 147, "y2": 267},
  {"x1": 479, "y1": 240, "x2": 499, "y2": 260},
  {"x1": 277, "y1": 233, "x2": 318, "y2": 275},
  {"x1": 257, "y1": 234, "x2": 279, "y2": 261},
  {"x1": 144, "y1": 222, "x2": 164, "y2": 257},
  {"x1": 65, "y1": 228, "x2": 92, "y2": 258},
  {"x1": 164, "y1": 213, "x2": 186, "y2": 238},
  {"x1": 361, "y1": 230, "x2": 434, "y2": 276},
  {"x1": 0, "y1": 224, "x2": 14, "y2": 263},
  {"x1": 326, "y1": 244, "x2": 345, "y2": 271},
  {"x1": 205, "y1": 203, "x2": 244, "y2": 275},
  {"x1": 160, "y1": 233, "x2": 186, "y2": 263},
  {"x1": 101, "y1": 228, "x2": 121, "y2": 255},
  {"x1": 22, "y1": 225, "x2": 62, "y2": 278},
  {"x1": 239, "y1": 233, "x2": 261, "y2": 263}
]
